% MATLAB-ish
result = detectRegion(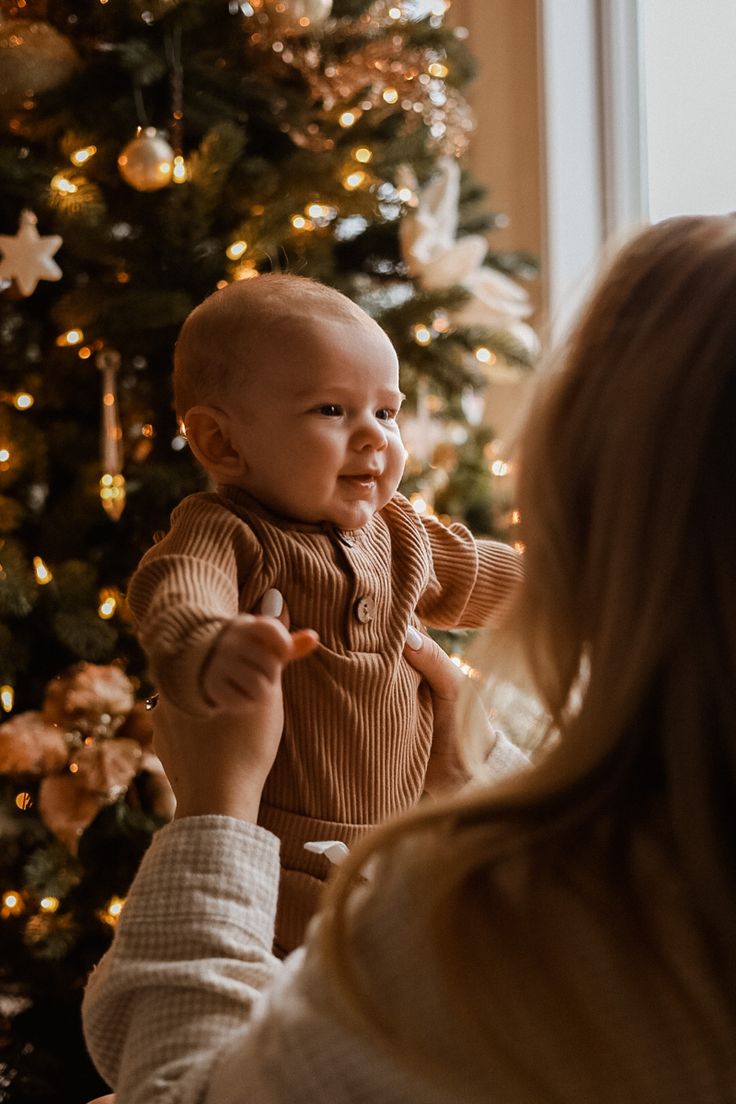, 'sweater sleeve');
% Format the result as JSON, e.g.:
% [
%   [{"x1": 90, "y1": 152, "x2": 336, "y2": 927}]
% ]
[
  {"x1": 81, "y1": 818, "x2": 454, "y2": 1104},
  {"x1": 414, "y1": 512, "x2": 523, "y2": 630},
  {"x1": 82, "y1": 817, "x2": 283, "y2": 1103},
  {"x1": 127, "y1": 494, "x2": 262, "y2": 715}
]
